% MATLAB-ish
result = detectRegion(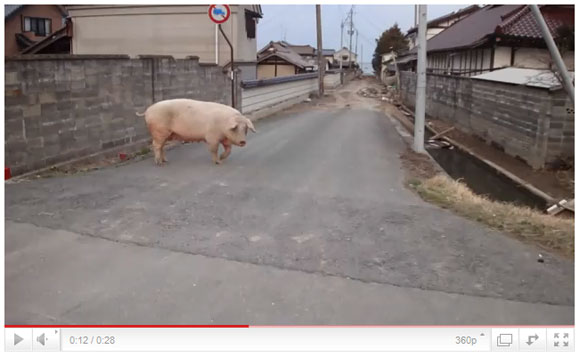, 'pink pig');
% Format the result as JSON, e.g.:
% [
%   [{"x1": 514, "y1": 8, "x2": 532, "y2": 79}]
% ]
[{"x1": 137, "y1": 99, "x2": 256, "y2": 165}]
